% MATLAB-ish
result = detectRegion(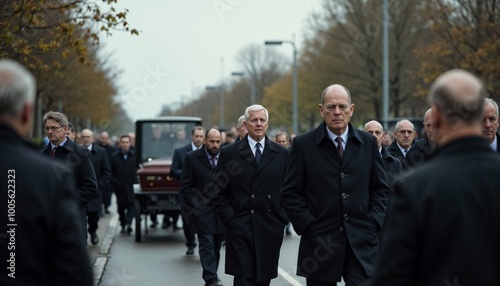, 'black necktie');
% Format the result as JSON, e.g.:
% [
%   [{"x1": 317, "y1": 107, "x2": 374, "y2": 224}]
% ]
[
  {"x1": 210, "y1": 156, "x2": 216, "y2": 169},
  {"x1": 335, "y1": 137, "x2": 343, "y2": 159},
  {"x1": 255, "y1": 142, "x2": 262, "y2": 164}
]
